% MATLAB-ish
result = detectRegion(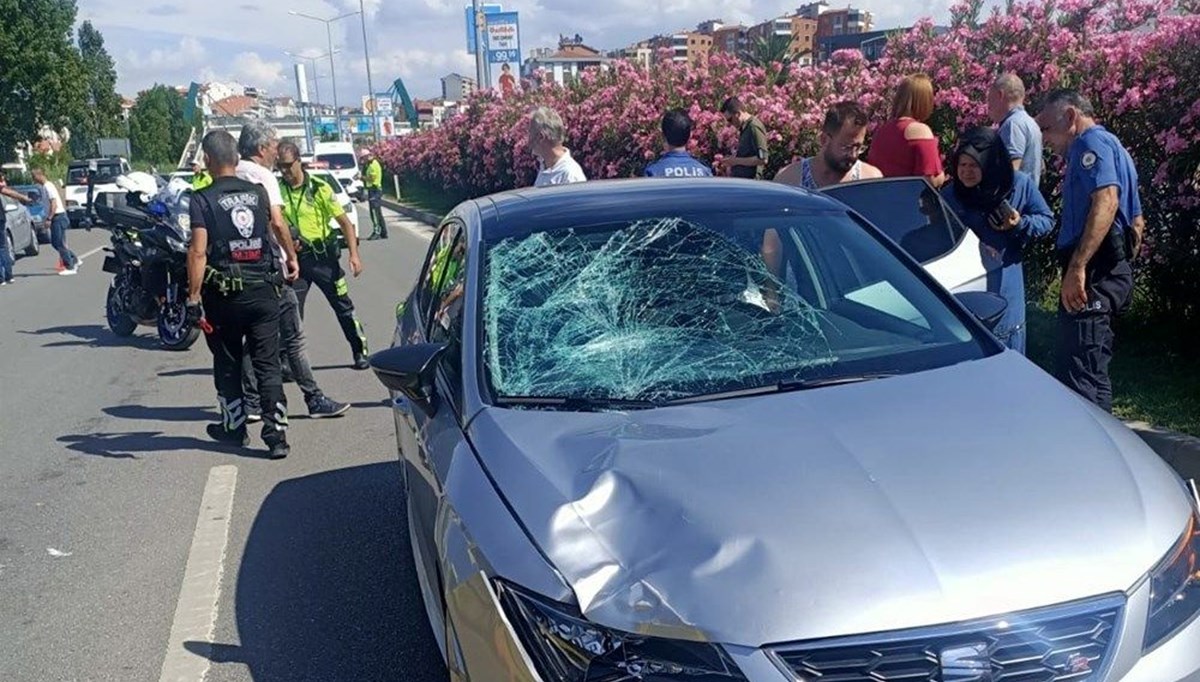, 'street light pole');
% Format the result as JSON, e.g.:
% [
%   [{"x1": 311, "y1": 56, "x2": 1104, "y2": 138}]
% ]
[
  {"x1": 359, "y1": 0, "x2": 379, "y2": 141},
  {"x1": 290, "y1": 9, "x2": 360, "y2": 141}
]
